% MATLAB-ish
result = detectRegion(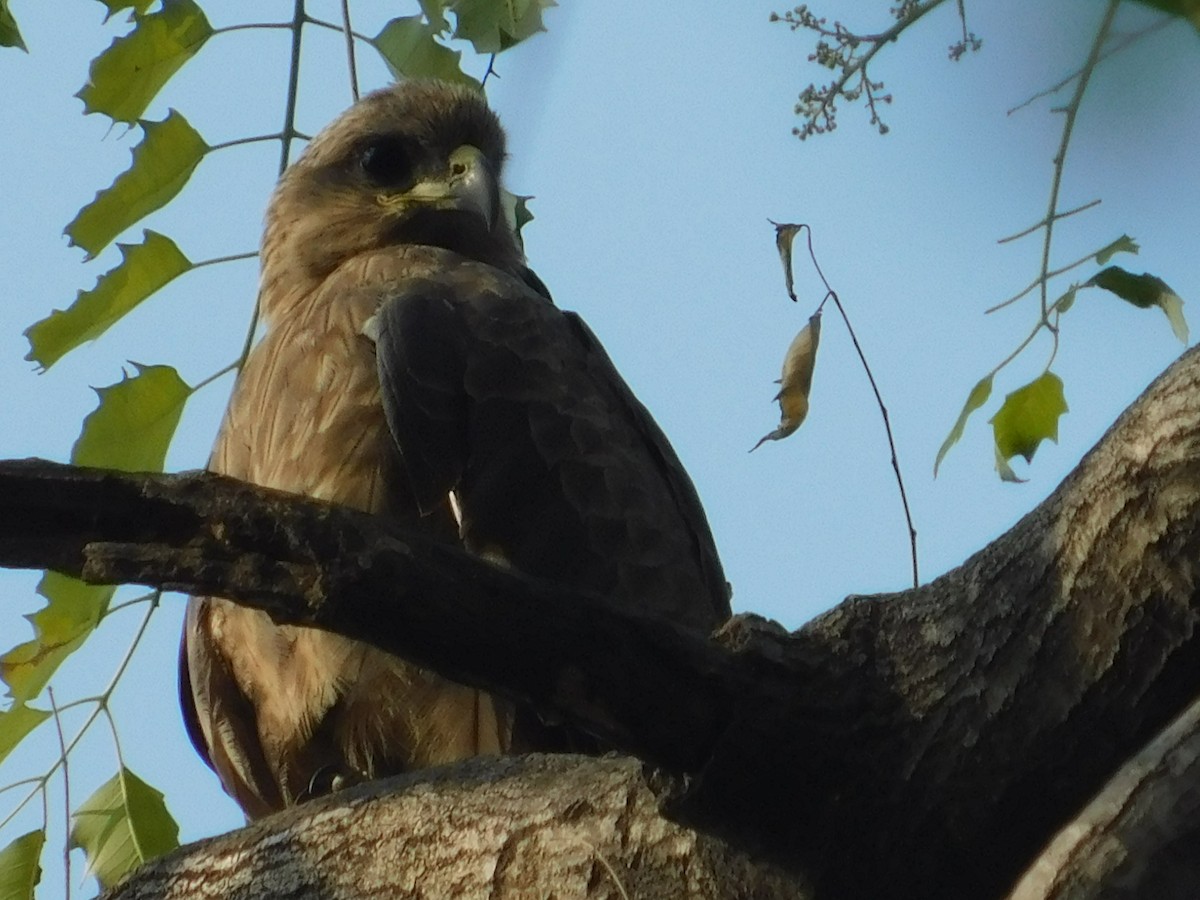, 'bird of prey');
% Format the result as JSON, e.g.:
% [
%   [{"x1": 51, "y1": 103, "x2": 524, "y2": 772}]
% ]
[{"x1": 180, "y1": 80, "x2": 729, "y2": 820}]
